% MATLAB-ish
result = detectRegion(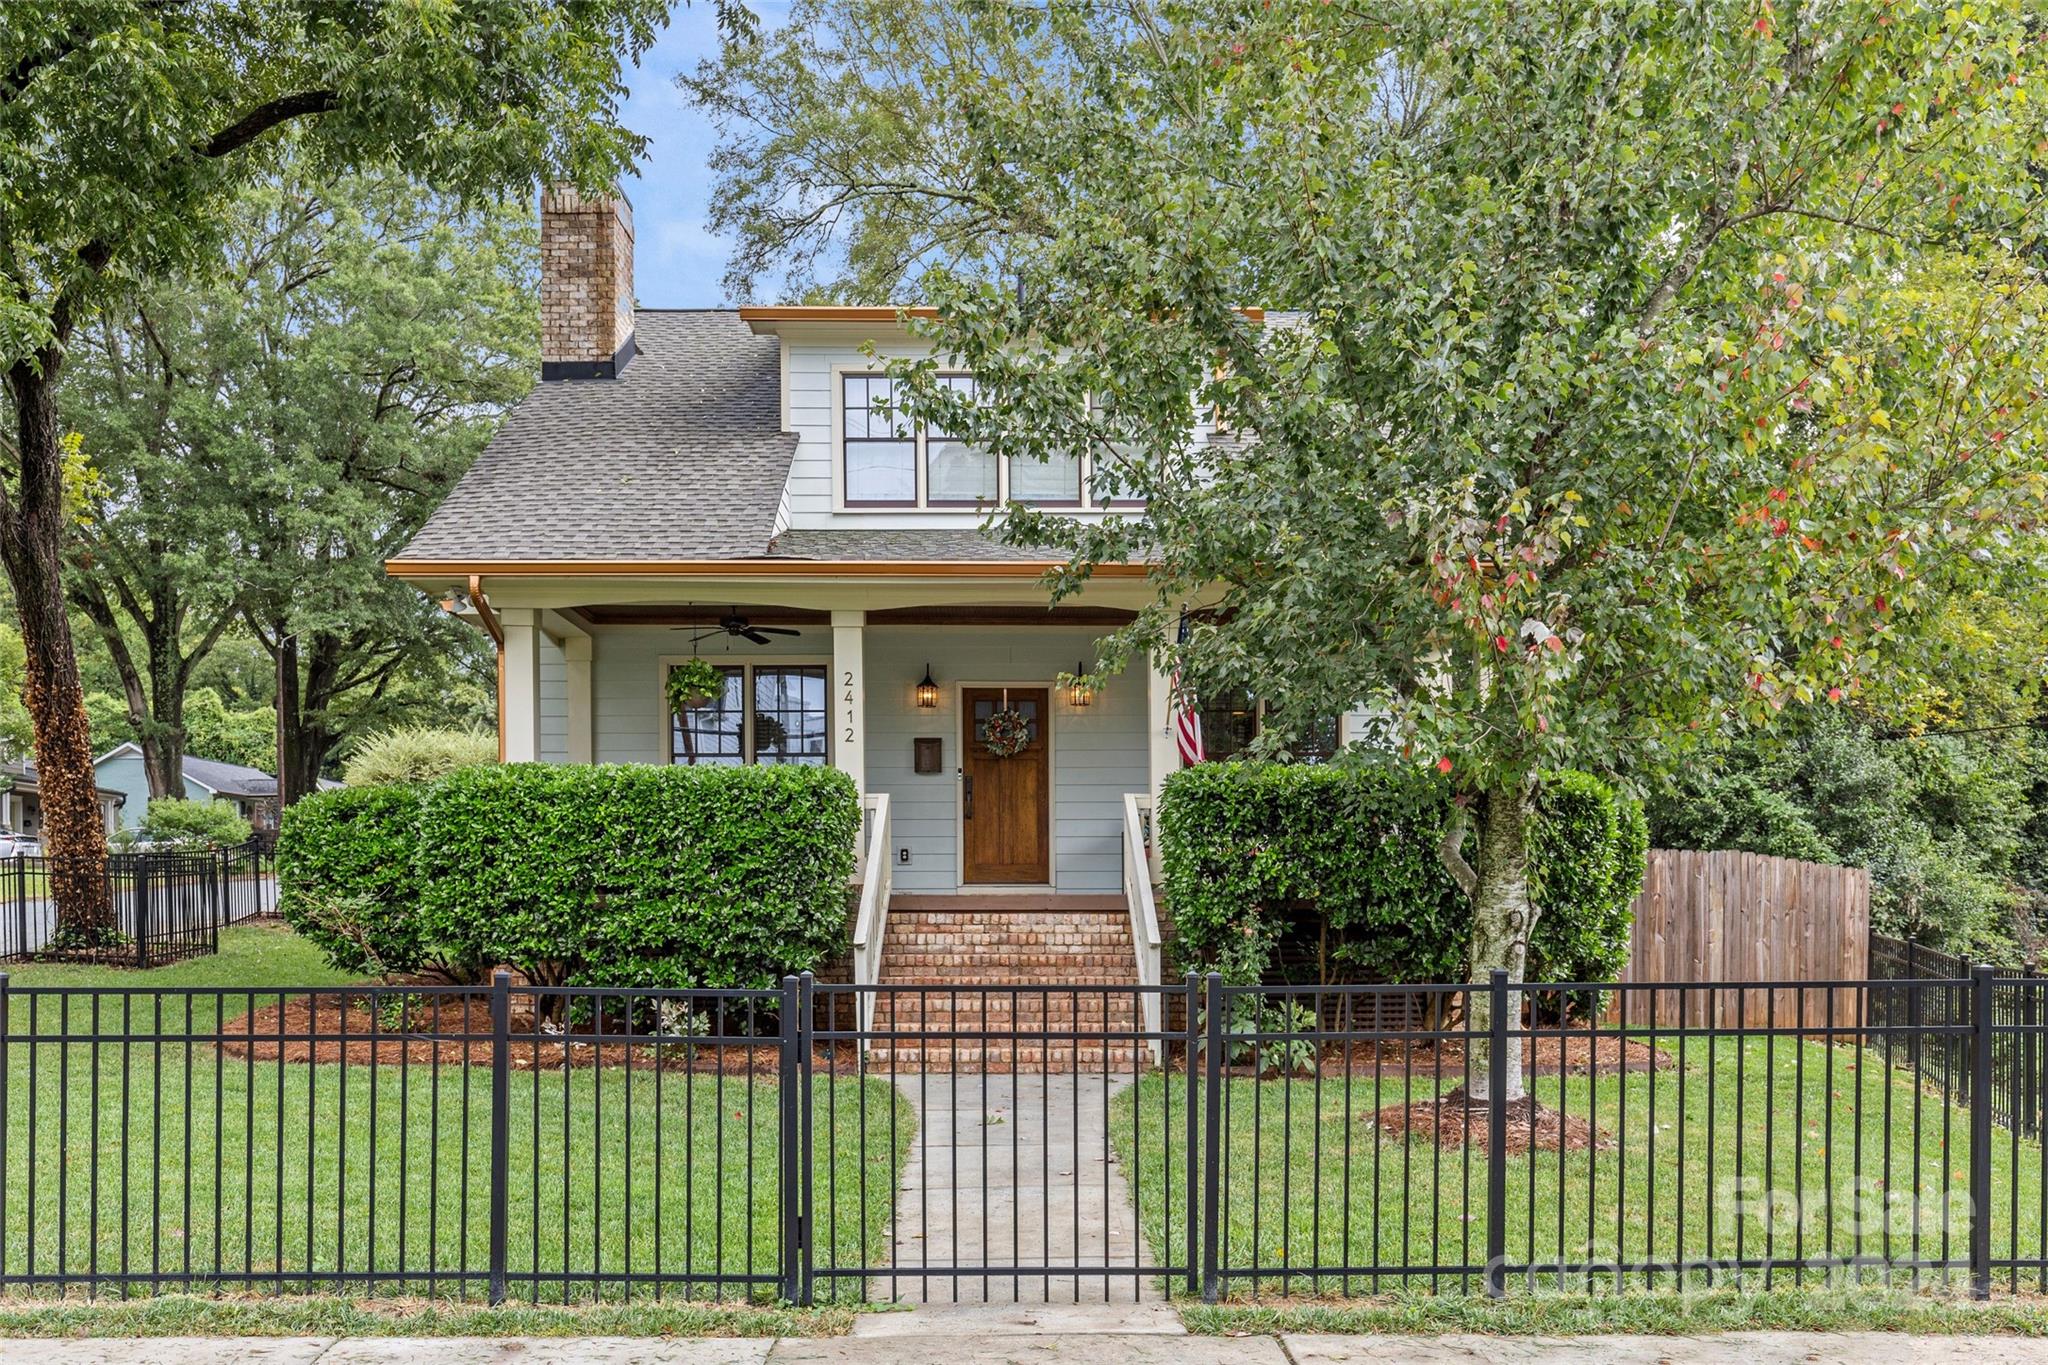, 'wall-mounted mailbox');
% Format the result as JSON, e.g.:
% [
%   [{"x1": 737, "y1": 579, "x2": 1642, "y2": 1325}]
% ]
[{"x1": 913, "y1": 737, "x2": 943, "y2": 774}]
